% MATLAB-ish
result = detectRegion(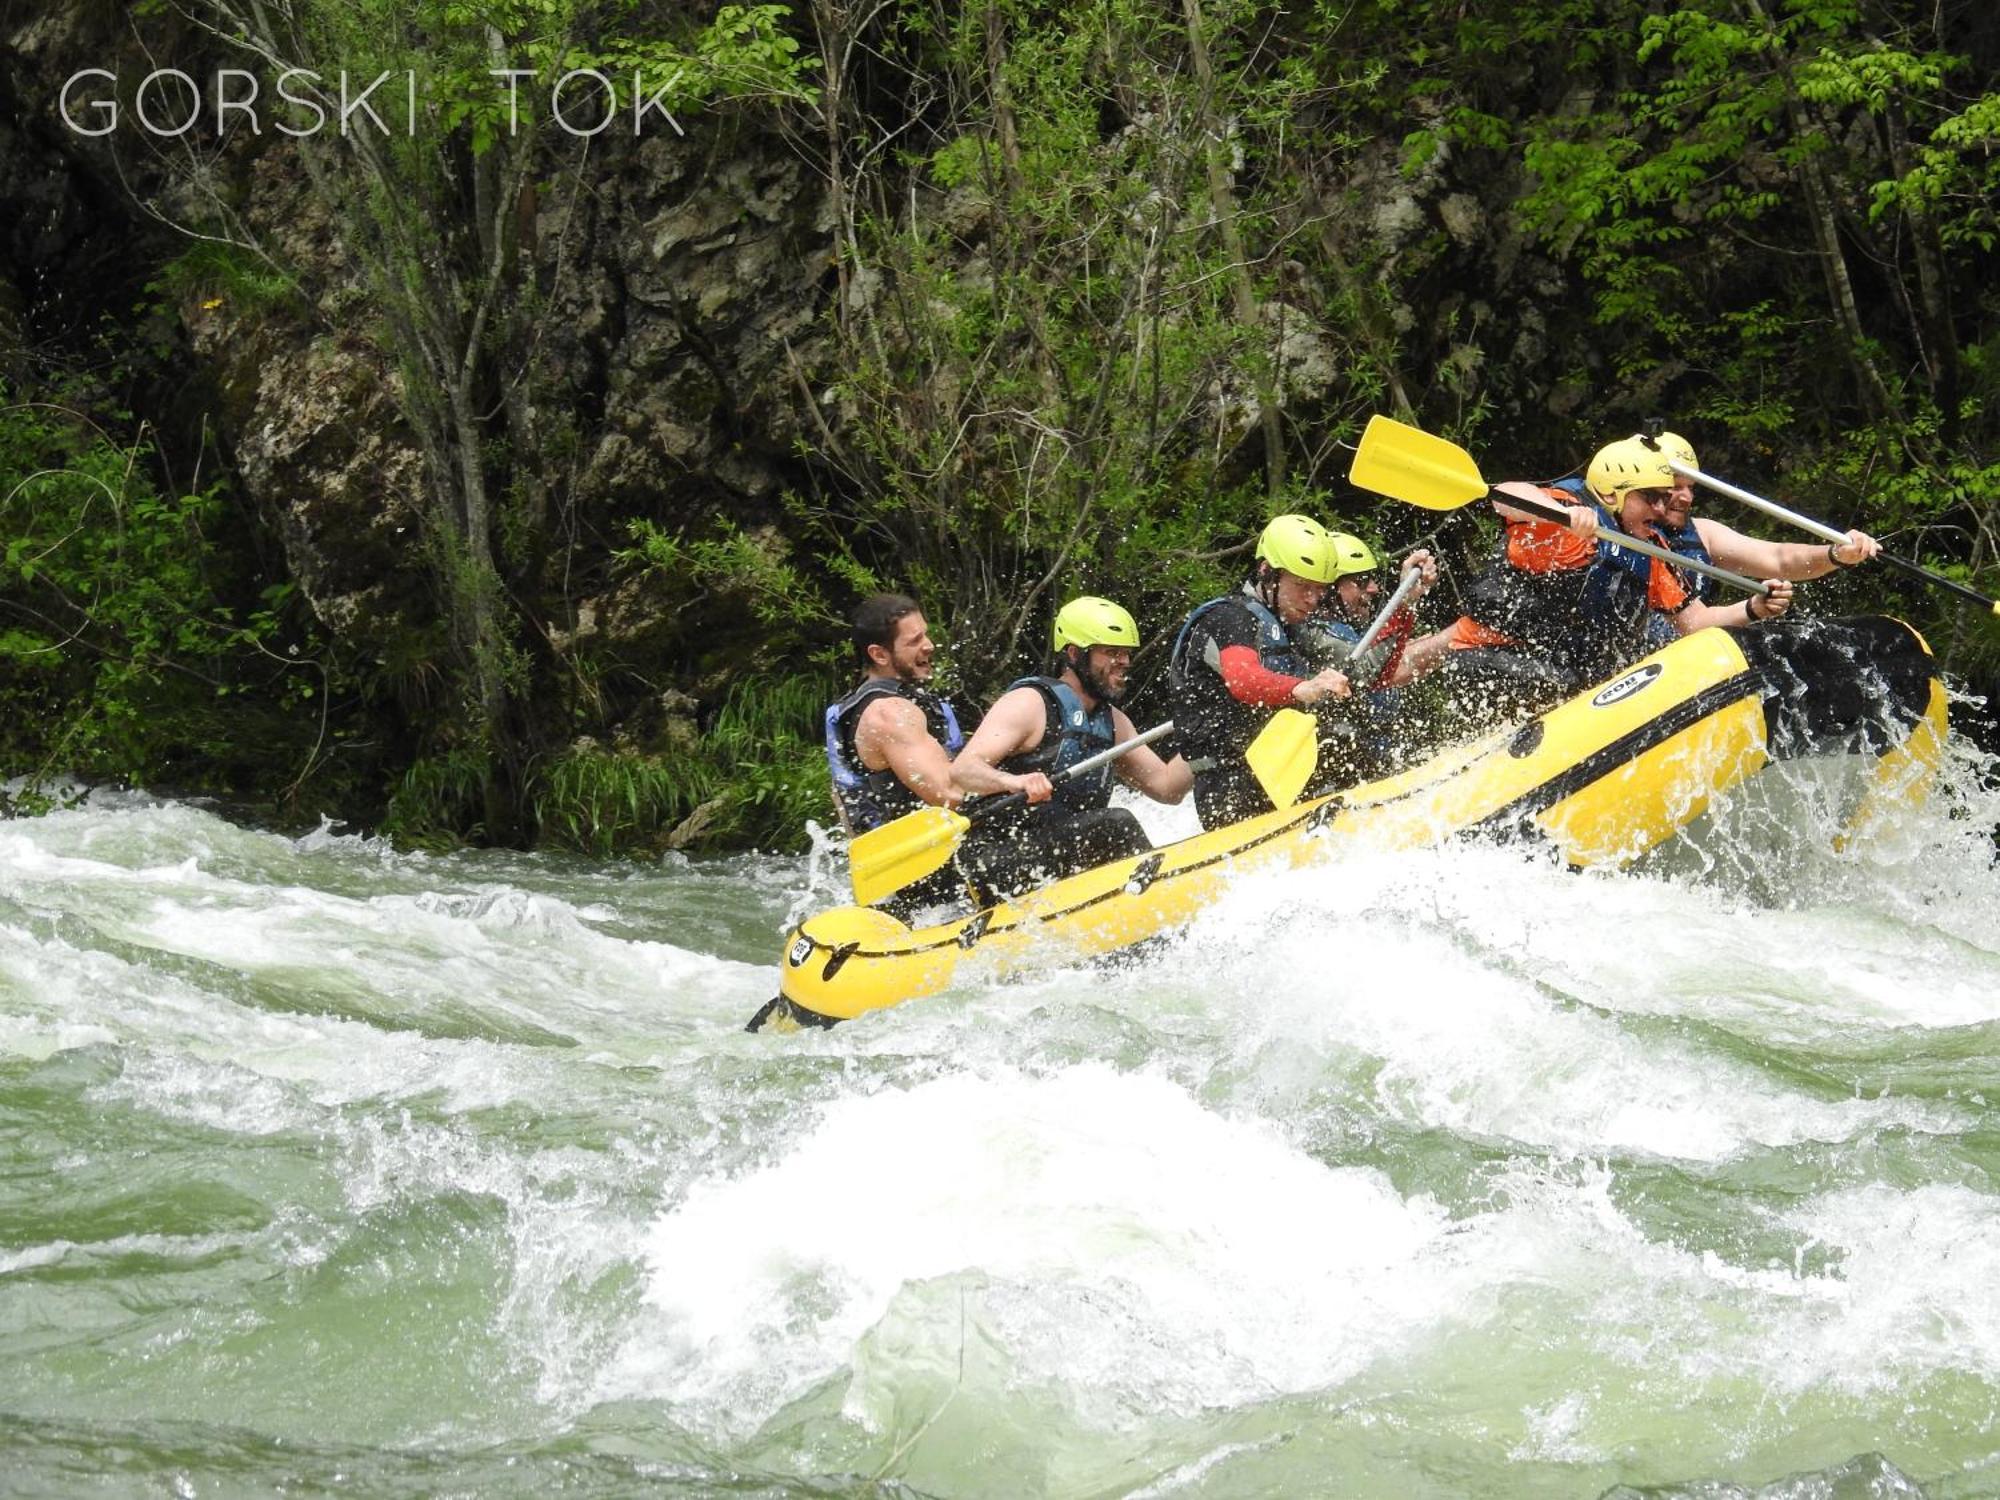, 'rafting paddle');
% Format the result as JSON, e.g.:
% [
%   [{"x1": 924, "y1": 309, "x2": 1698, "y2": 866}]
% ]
[
  {"x1": 1240, "y1": 707, "x2": 1318, "y2": 812},
  {"x1": 848, "y1": 720, "x2": 1176, "y2": 905},
  {"x1": 1349, "y1": 415, "x2": 1771, "y2": 599},
  {"x1": 1664, "y1": 456, "x2": 2000, "y2": 618},
  {"x1": 848, "y1": 706, "x2": 1325, "y2": 905}
]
